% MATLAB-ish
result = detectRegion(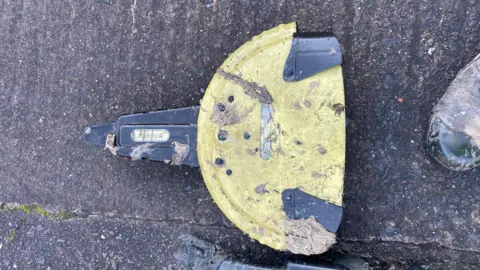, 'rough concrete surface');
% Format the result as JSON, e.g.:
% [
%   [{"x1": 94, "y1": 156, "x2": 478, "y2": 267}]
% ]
[{"x1": 0, "y1": 0, "x2": 479, "y2": 269}]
